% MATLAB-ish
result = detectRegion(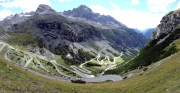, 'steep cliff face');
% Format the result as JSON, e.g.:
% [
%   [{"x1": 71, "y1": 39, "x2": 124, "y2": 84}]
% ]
[{"x1": 155, "y1": 10, "x2": 180, "y2": 39}]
